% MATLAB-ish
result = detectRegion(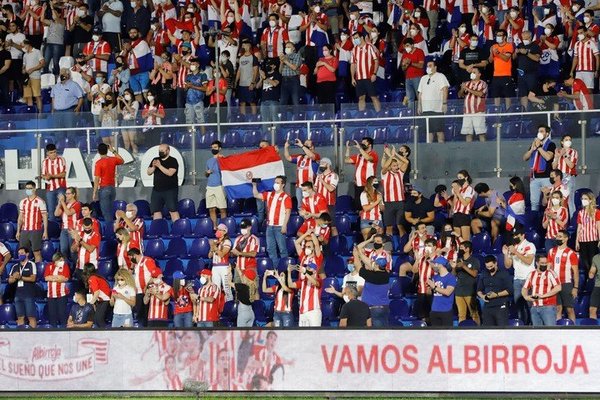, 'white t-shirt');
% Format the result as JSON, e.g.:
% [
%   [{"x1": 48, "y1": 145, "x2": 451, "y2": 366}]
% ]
[
  {"x1": 218, "y1": 38, "x2": 239, "y2": 68},
  {"x1": 113, "y1": 284, "x2": 135, "y2": 314},
  {"x1": 6, "y1": 32, "x2": 26, "y2": 60},
  {"x1": 343, "y1": 272, "x2": 366, "y2": 300},
  {"x1": 102, "y1": 0, "x2": 124, "y2": 33},
  {"x1": 417, "y1": 72, "x2": 450, "y2": 113},
  {"x1": 511, "y1": 239, "x2": 536, "y2": 280},
  {"x1": 90, "y1": 83, "x2": 111, "y2": 115},
  {"x1": 23, "y1": 48, "x2": 44, "y2": 79}
]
